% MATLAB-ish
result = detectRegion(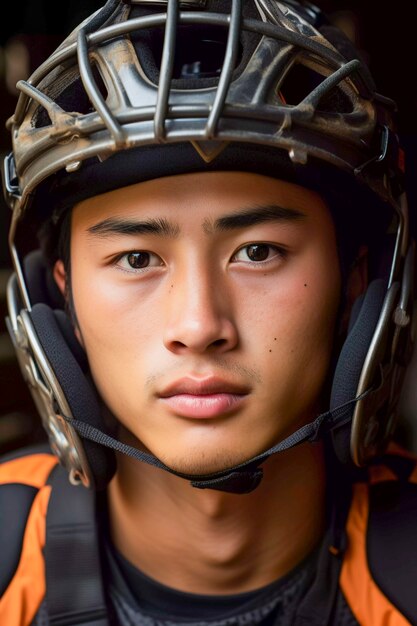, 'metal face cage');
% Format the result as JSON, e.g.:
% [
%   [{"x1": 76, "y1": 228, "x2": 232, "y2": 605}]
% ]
[{"x1": 5, "y1": 0, "x2": 398, "y2": 215}]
